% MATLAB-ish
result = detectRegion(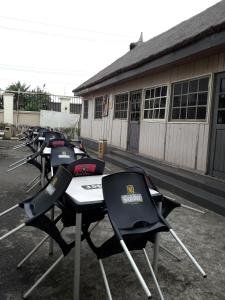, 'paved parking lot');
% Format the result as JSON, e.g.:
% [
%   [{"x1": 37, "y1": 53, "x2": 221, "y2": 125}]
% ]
[{"x1": 0, "y1": 140, "x2": 224, "y2": 300}]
